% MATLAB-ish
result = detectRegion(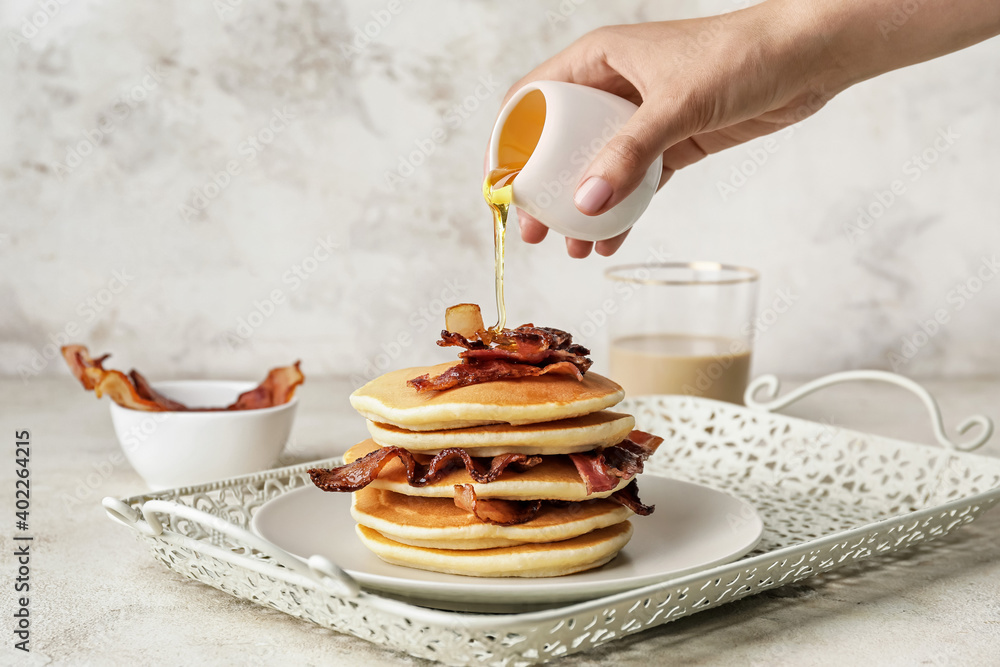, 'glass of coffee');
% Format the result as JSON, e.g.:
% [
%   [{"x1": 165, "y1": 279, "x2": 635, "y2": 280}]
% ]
[{"x1": 606, "y1": 262, "x2": 760, "y2": 403}]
